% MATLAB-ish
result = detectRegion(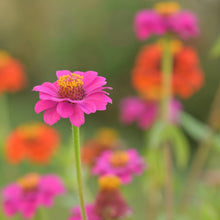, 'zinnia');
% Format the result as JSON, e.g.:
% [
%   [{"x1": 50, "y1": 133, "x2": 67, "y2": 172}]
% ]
[
  {"x1": 82, "y1": 127, "x2": 119, "y2": 166},
  {"x1": 134, "y1": 1, "x2": 199, "y2": 40},
  {"x1": 5, "y1": 122, "x2": 60, "y2": 164},
  {"x1": 94, "y1": 175, "x2": 132, "y2": 219},
  {"x1": 119, "y1": 97, "x2": 182, "y2": 129},
  {"x1": 33, "y1": 70, "x2": 112, "y2": 127},
  {"x1": 2, "y1": 173, "x2": 65, "y2": 219},
  {"x1": 0, "y1": 51, "x2": 27, "y2": 95},
  {"x1": 92, "y1": 149, "x2": 146, "y2": 184},
  {"x1": 132, "y1": 42, "x2": 204, "y2": 99}
]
